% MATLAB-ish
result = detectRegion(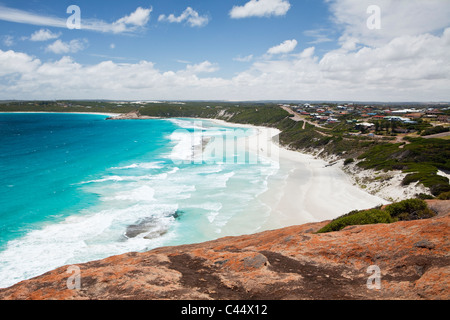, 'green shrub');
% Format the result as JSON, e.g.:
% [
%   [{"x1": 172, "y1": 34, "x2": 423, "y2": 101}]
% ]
[
  {"x1": 421, "y1": 126, "x2": 449, "y2": 136},
  {"x1": 430, "y1": 184, "x2": 450, "y2": 196},
  {"x1": 344, "y1": 158, "x2": 354, "y2": 166},
  {"x1": 385, "y1": 198, "x2": 435, "y2": 221},
  {"x1": 416, "y1": 193, "x2": 434, "y2": 200},
  {"x1": 437, "y1": 191, "x2": 450, "y2": 200},
  {"x1": 316, "y1": 209, "x2": 395, "y2": 233},
  {"x1": 402, "y1": 173, "x2": 421, "y2": 186}
]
